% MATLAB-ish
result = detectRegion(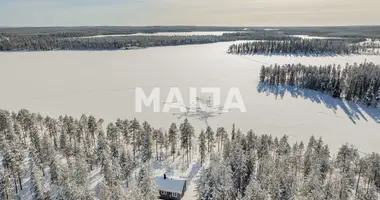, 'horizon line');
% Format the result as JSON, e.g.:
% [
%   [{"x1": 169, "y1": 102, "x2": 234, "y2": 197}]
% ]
[{"x1": 1, "y1": 25, "x2": 380, "y2": 29}]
